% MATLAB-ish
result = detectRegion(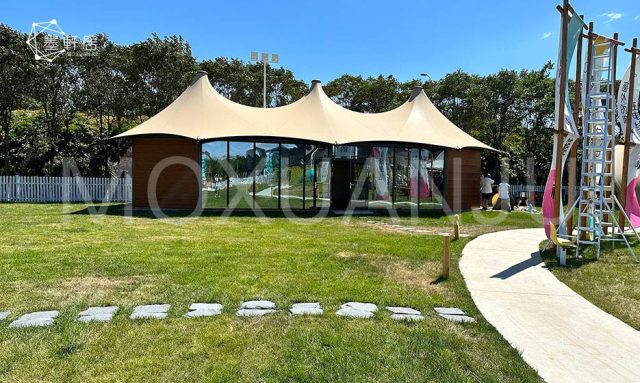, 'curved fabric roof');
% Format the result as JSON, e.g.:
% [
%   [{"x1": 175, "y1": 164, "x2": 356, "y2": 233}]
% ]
[{"x1": 114, "y1": 71, "x2": 494, "y2": 151}]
